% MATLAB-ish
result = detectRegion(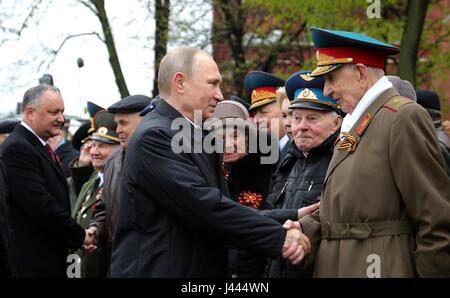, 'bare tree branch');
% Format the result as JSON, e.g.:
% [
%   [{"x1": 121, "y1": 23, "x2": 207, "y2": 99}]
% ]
[
  {"x1": 0, "y1": 0, "x2": 52, "y2": 46},
  {"x1": 37, "y1": 32, "x2": 103, "y2": 72},
  {"x1": 79, "y1": 0, "x2": 98, "y2": 16}
]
